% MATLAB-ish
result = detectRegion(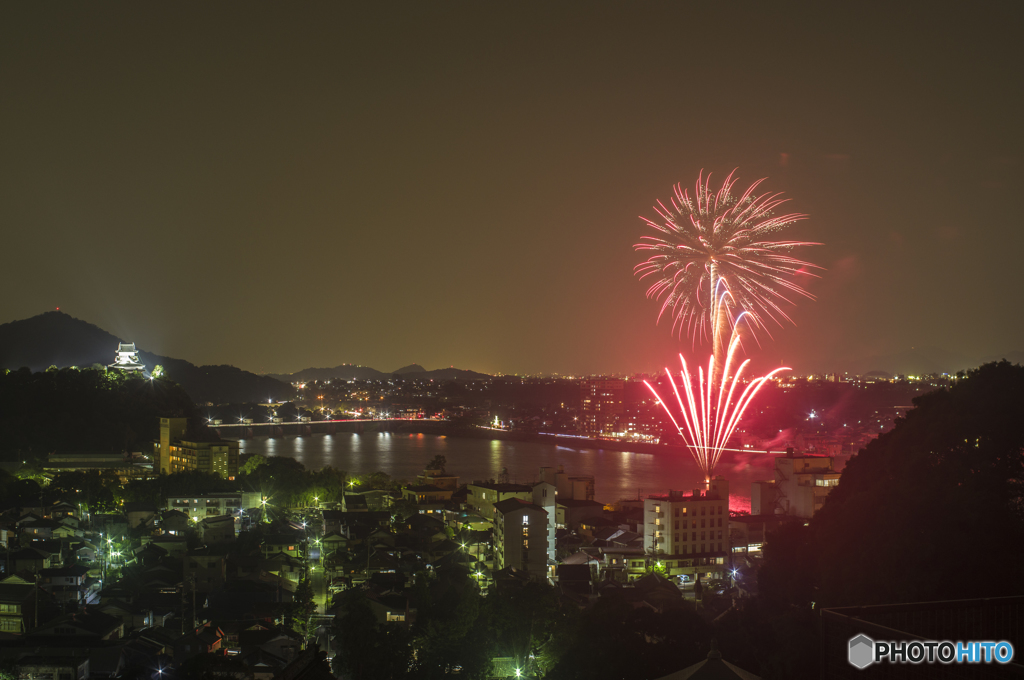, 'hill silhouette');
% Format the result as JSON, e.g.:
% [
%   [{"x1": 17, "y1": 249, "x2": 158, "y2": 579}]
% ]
[
  {"x1": 0, "y1": 312, "x2": 292, "y2": 404},
  {"x1": 269, "y1": 363, "x2": 492, "y2": 383},
  {"x1": 392, "y1": 363, "x2": 426, "y2": 375}
]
